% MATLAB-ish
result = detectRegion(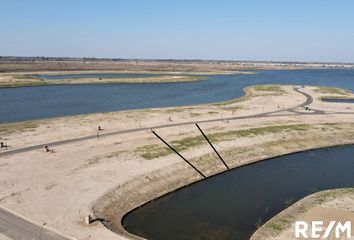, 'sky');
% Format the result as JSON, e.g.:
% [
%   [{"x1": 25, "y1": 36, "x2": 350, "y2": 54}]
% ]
[{"x1": 1, "y1": 0, "x2": 354, "y2": 62}]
